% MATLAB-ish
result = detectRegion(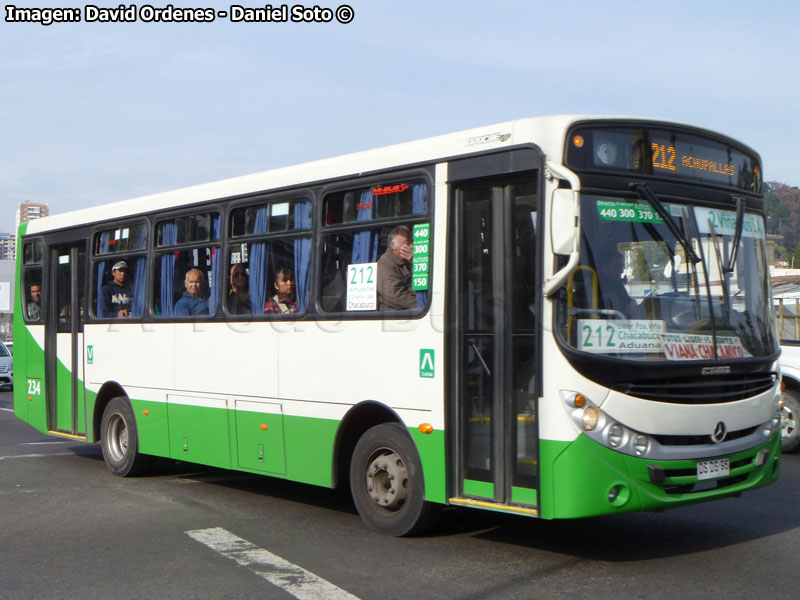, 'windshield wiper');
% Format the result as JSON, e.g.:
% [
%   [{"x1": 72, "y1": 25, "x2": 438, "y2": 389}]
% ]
[
  {"x1": 683, "y1": 206, "x2": 719, "y2": 359},
  {"x1": 708, "y1": 219, "x2": 732, "y2": 322},
  {"x1": 630, "y1": 182, "x2": 701, "y2": 265},
  {"x1": 724, "y1": 196, "x2": 745, "y2": 274}
]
